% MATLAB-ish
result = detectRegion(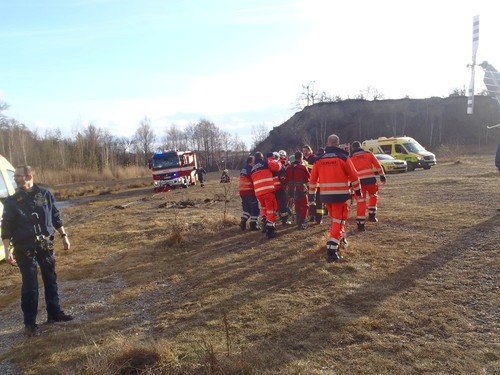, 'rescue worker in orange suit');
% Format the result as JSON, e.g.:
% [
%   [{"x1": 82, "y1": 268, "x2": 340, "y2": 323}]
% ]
[
  {"x1": 251, "y1": 152, "x2": 282, "y2": 238},
  {"x1": 239, "y1": 156, "x2": 259, "y2": 231},
  {"x1": 285, "y1": 151, "x2": 310, "y2": 229},
  {"x1": 271, "y1": 152, "x2": 291, "y2": 225},
  {"x1": 350, "y1": 141, "x2": 386, "y2": 230},
  {"x1": 303, "y1": 145, "x2": 324, "y2": 224},
  {"x1": 309, "y1": 134, "x2": 361, "y2": 262}
]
